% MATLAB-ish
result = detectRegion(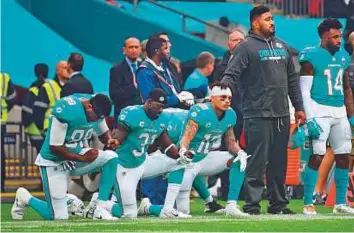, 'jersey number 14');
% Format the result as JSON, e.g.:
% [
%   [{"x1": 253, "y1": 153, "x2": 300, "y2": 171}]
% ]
[{"x1": 324, "y1": 68, "x2": 343, "y2": 95}]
